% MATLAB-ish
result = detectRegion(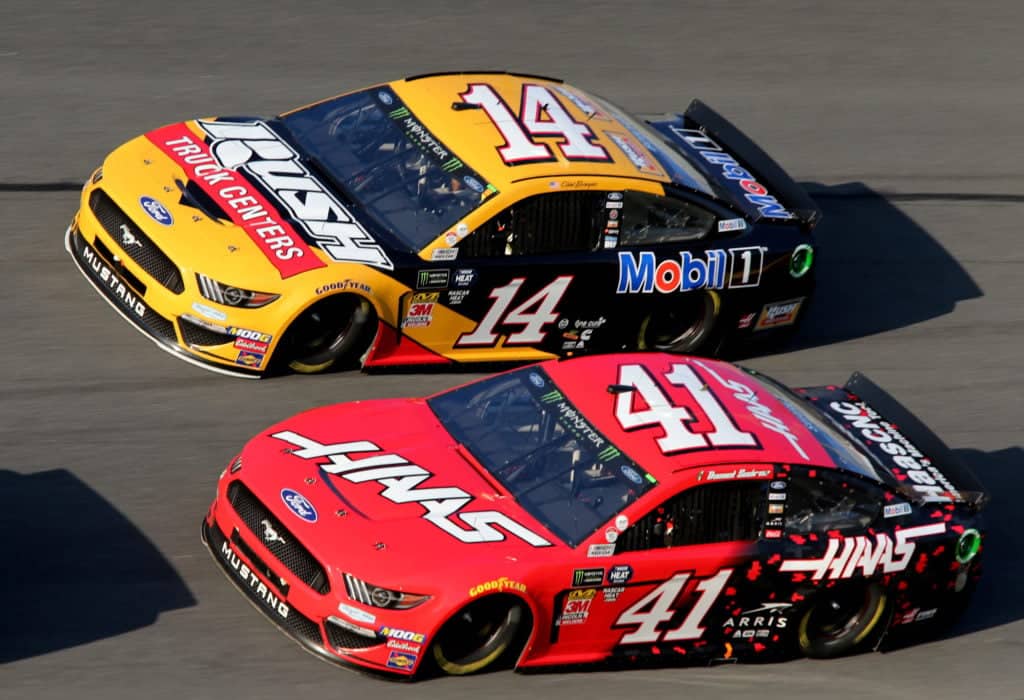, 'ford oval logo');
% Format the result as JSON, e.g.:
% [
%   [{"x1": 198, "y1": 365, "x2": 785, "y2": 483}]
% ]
[
  {"x1": 281, "y1": 488, "x2": 317, "y2": 522},
  {"x1": 140, "y1": 196, "x2": 173, "y2": 226}
]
